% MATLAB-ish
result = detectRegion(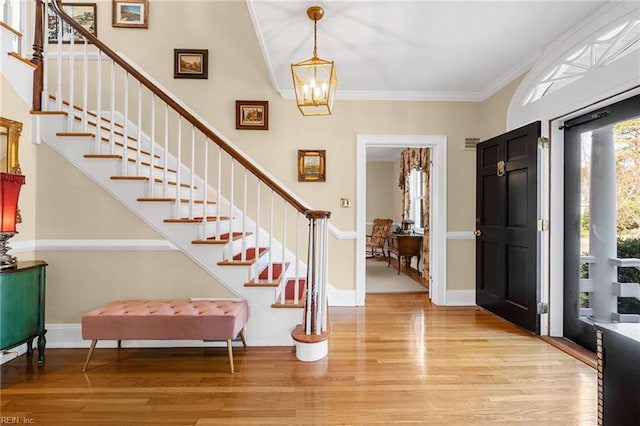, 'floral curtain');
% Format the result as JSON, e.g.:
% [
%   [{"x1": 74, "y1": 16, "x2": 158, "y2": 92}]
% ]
[{"x1": 398, "y1": 148, "x2": 430, "y2": 281}]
